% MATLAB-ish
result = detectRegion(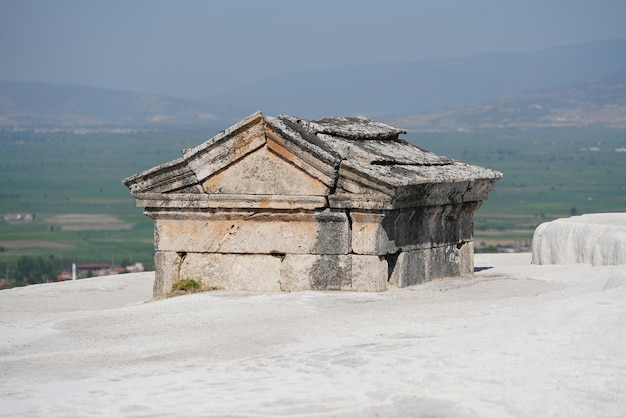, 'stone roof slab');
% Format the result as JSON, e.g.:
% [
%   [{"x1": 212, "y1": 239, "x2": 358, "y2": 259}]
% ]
[{"x1": 123, "y1": 112, "x2": 502, "y2": 211}]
